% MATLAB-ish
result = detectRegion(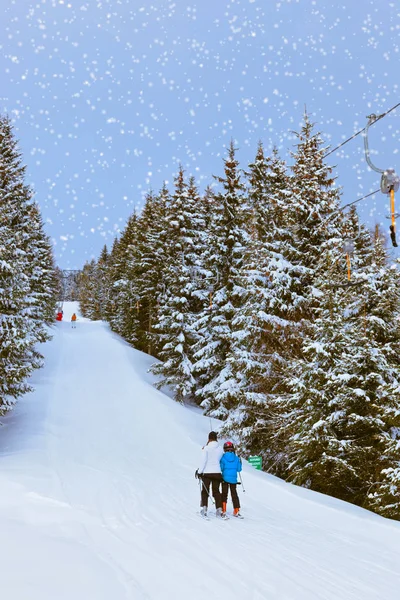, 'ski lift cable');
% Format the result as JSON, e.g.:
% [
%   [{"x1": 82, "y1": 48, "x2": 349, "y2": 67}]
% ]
[
  {"x1": 340, "y1": 188, "x2": 381, "y2": 212},
  {"x1": 323, "y1": 101, "x2": 400, "y2": 160},
  {"x1": 324, "y1": 126, "x2": 366, "y2": 159},
  {"x1": 318, "y1": 188, "x2": 380, "y2": 234}
]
